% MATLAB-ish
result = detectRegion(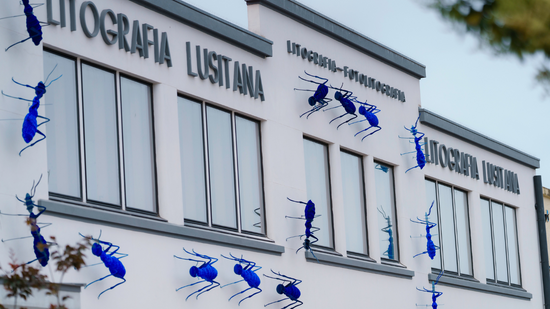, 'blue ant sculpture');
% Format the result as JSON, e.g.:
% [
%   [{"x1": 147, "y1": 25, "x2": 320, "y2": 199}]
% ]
[
  {"x1": 286, "y1": 198, "x2": 320, "y2": 262},
  {"x1": 349, "y1": 99, "x2": 381, "y2": 140},
  {"x1": 399, "y1": 115, "x2": 426, "y2": 173},
  {"x1": 294, "y1": 71, "x2": 332, "y2": 119},
  {"x1": 411, "y1": 201, "x2": 440, "y2": 260},
  {"x1": 79, "y1": 231, "x2": 127, "y2": 299},
  {"x1": 416, "y1": 271, "x2": 443, "y2": 309},
  {"x1": 174, "y1": 248, "x2": 220, "y2": 301},
  {"x1": 378, "y1": 206, "x2": 394, "y2": 260},
  {"x1": 324, "y1": 85, "x2": 357, "y2": 129},
  {"x1": 264, "y1": 270, "x2": 303, "y2": 309},
  {"x1": 220, "y1": 253, "x2": 262, "y2": 305},
  {"x1": 1, "y1": 175, "x2": 52, "y2": 267},
  {"x1": 1, "y1": 64, "x2": 61, "y2": 155},
  {"x1": 2, "y1": 0, "x2": 44, "y2": 51}
]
